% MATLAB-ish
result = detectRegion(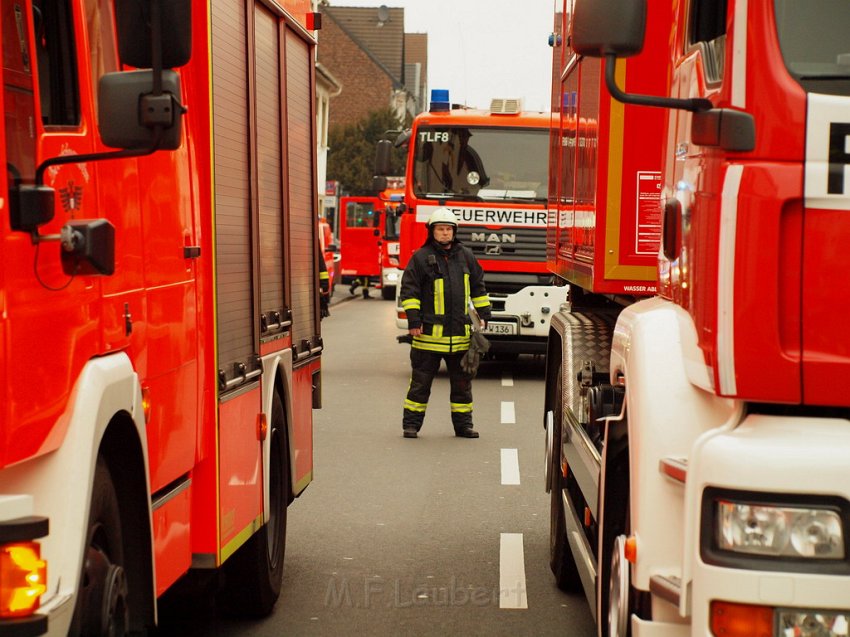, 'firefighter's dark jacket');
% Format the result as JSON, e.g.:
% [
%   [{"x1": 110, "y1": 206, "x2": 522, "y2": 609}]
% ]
[{"x1": 400, "y1": 240, "x2": 491, "y2": 353}]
